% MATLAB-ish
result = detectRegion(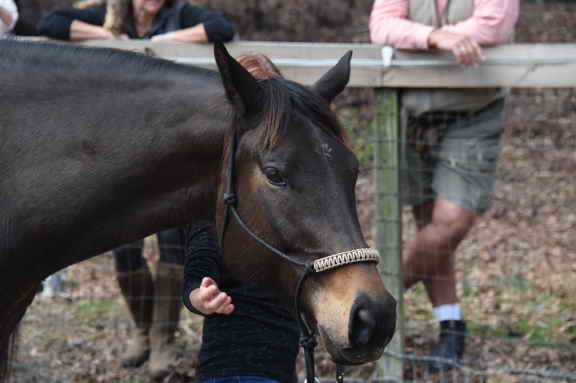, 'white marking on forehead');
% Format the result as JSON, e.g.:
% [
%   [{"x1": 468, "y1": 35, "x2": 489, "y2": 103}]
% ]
[{"x1": 317, "y1": 142, "x2": 333, "y2": 159}]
